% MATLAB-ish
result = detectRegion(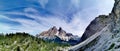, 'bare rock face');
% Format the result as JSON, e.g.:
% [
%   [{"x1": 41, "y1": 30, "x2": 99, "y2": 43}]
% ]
[
  {"x1": 58, "y1": 27, "x2": 66, "y2": 36},
  {"x1": 81, "y1": 15, "x2": 112, "y2": 42},
  {"x1": 78, "y1": 0, "x2": 120, "y2": 50},
  {"x1": 40, "y1": 26, "x2": 57, "y2": 37},
  {"x1": 37, "y1": 26, "x2": 80, "y2": 45},
  {"x1": 38, "y1": 26, "x2": 77, "y2": 40},
  {"x1": 113, "y1": 0, "x2": 120, "y2": 20},
  {"x1": 69, "y1": 0, "x2": 120, "y2": 51},
  {"x1": 81, "y1": 0, "x2": 120, "y2": 42}
]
